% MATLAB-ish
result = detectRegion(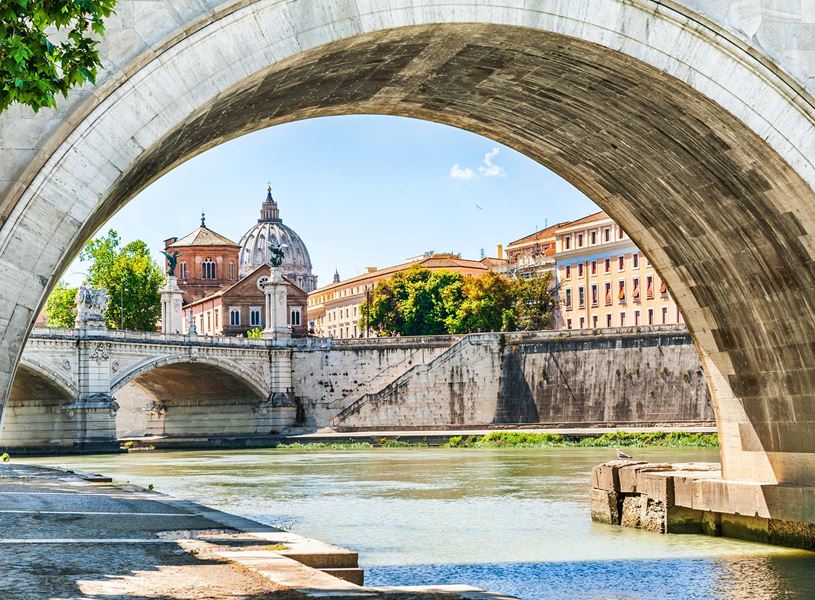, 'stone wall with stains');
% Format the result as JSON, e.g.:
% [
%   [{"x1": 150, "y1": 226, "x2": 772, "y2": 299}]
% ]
[{"x1": 314, "y1": 327, "x2": 713, "y2": 429}]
